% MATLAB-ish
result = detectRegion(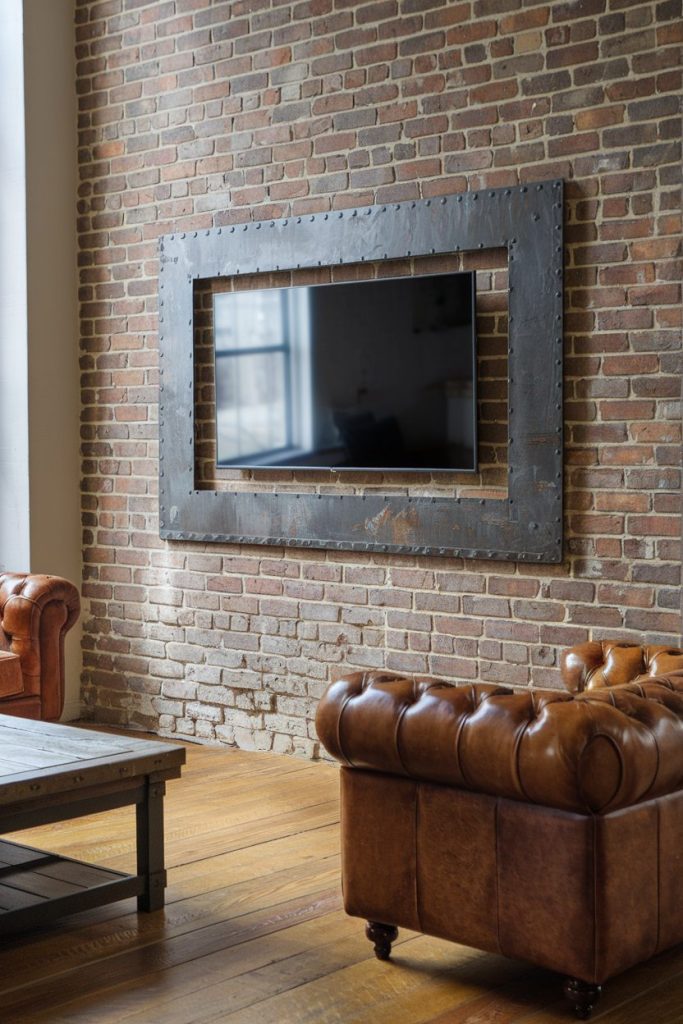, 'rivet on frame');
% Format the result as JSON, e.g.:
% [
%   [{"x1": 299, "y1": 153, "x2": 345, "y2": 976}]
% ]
[
  {"x1": 180, "y1": 233, "x2": 185, "y2": 238},
  {"x1": 310, "y1": 215, "x2": 315, "y2": 222},
  {"x1": 426, "y1": 199, "x2": 431, "y2": 206},
  {"x1": 230, "y1": 226, "x2": 235, "y2": 232},
  {"x1": 270, "y1": 221, "x2": 274, "y2": 227},
  {"x1": 532, "y1": 214, "x2": 540, "y2": 221},
  {"x1": 297, "y1": 217, "x2": 301, "y2": 224},
  {"x1": 457, "y1": 195, "x2": 463, "y2": 202},
  {"x1": 338, "y1": 212, "x2": 343, "y2": 218},
  {"x1": 382, "y1": 206, "x2": 386, "y2": 212},
  {"x1": 440, "y1": 197, "x2": 446, "y2": 204},
  {"x1": 283, "y1": 219, "x2": 288, "y2": 225},
  {"x1": 352, "y1": 210, "x2": 357, "y2": 217},
  {"x1": 218, "y1": 228, "x2": 222, "y2": 234},
  {"x1": 473, "y1": 193, "x2": 478, "y2": 200}
]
